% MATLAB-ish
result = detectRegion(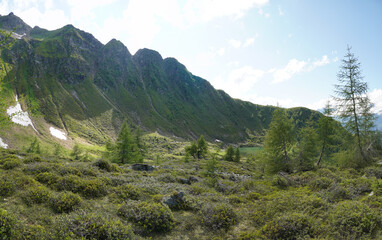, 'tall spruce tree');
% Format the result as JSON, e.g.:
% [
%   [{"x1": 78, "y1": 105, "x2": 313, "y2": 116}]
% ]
[
  {"x1": 334, "y1": 46, "x2": 375, "y2": 163},
  {"x1": 264, "y1": 109, "x2": 294, "y2": 174}
]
